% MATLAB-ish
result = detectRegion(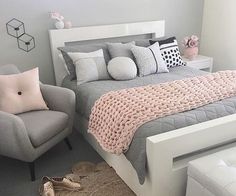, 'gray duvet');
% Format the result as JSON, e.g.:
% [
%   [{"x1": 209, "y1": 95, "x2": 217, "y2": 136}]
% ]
[{"x1": 62, "y1": 66, "x2": 236, "y2": 184}]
